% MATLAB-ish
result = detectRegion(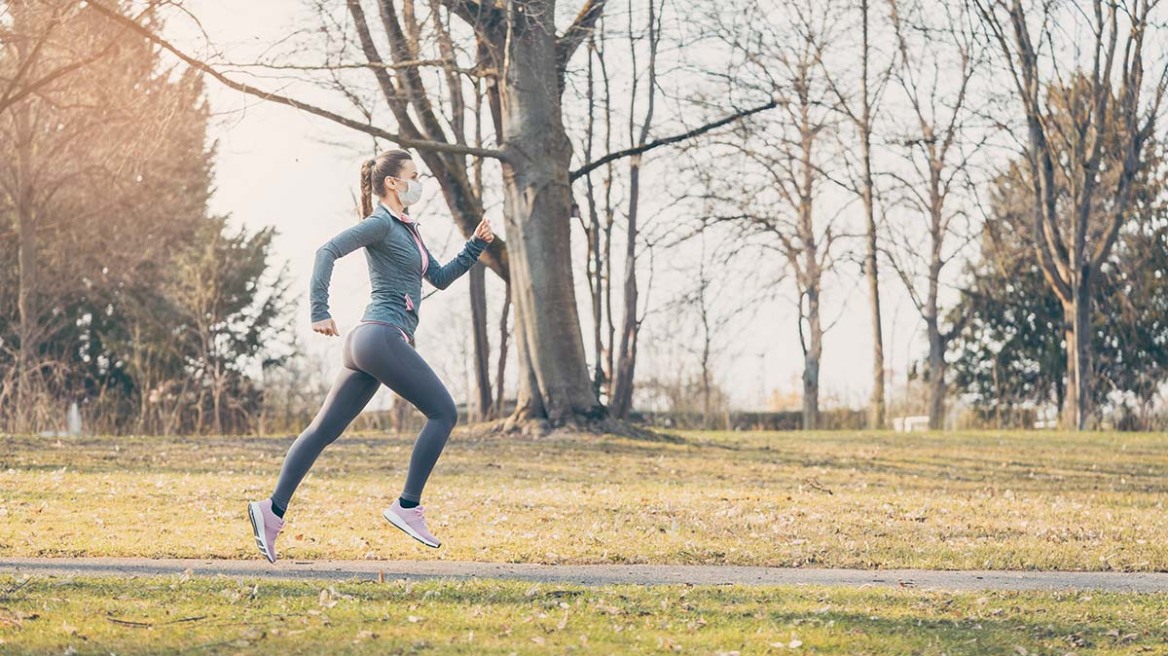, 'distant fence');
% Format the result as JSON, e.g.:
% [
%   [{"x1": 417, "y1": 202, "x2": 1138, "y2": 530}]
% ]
[
  {"x1": 628, "y1": 409, "x2": 868, "y2": 431},
  {"x1": 354, "y1": 405, "x2": 868, "y2": 433}
]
